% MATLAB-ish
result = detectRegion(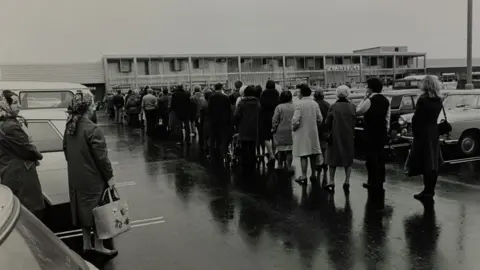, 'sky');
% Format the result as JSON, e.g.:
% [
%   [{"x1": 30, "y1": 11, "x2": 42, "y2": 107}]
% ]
[{"x1": 0, "y1": 0, "x2": 477, "y2": 63}]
